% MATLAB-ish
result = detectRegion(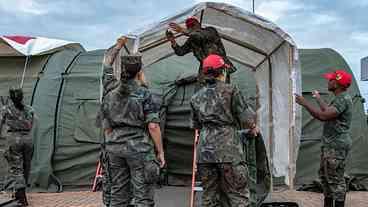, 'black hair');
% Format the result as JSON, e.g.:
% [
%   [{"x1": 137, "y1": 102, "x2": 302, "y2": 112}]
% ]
[
  {"x1": 125, "y1": 63, "x2": 142, "y2": 79},
  {"x1": 118, "y1": 63, "x2": 142, "y2": 95},
  {"x1": 204, "y1": 67, "x2": 224, "y2": 84},
  {"x1": 9, "y1": 88, "x2": 24, "y2": 110}
]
